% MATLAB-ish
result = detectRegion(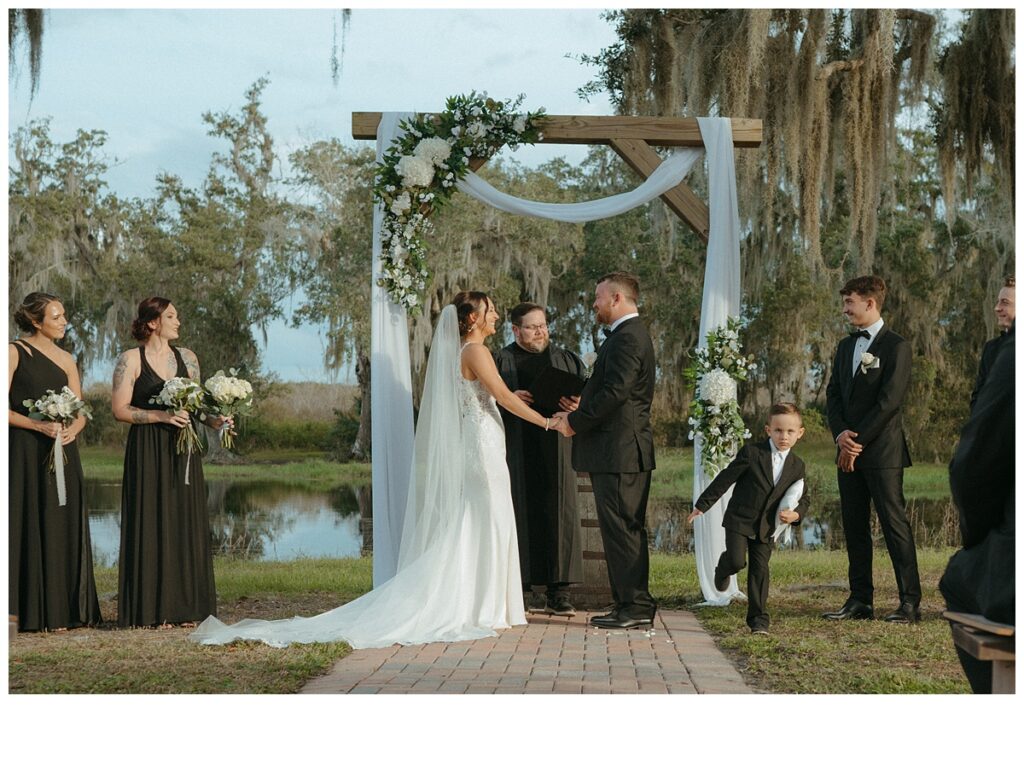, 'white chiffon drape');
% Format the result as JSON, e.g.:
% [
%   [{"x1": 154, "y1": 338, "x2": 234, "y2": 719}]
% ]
[{"x1": 190, "y1": 307, "x2": 526, "y2": 648}]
